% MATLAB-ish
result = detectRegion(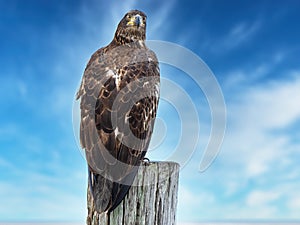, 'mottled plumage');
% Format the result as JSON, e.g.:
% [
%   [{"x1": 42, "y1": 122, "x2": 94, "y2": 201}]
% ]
[{"x1": 76, "y1": 10, "x2": 160, "y2": 213}]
